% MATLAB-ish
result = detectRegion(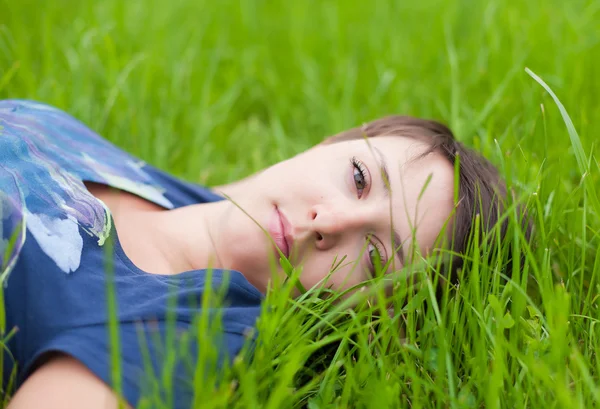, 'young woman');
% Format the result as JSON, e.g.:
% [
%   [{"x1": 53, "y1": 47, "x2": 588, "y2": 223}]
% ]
[{"x1": 0, "y1": 100, "x2": 505, "y2": 408}]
